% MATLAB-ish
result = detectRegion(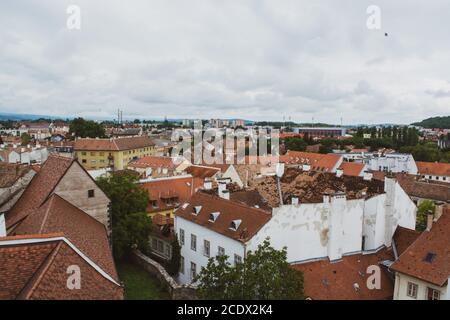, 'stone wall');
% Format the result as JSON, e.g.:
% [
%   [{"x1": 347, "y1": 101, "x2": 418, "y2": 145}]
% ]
[{"x1": 132, "y1": 250, "x2": 197, "y2": 300}]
